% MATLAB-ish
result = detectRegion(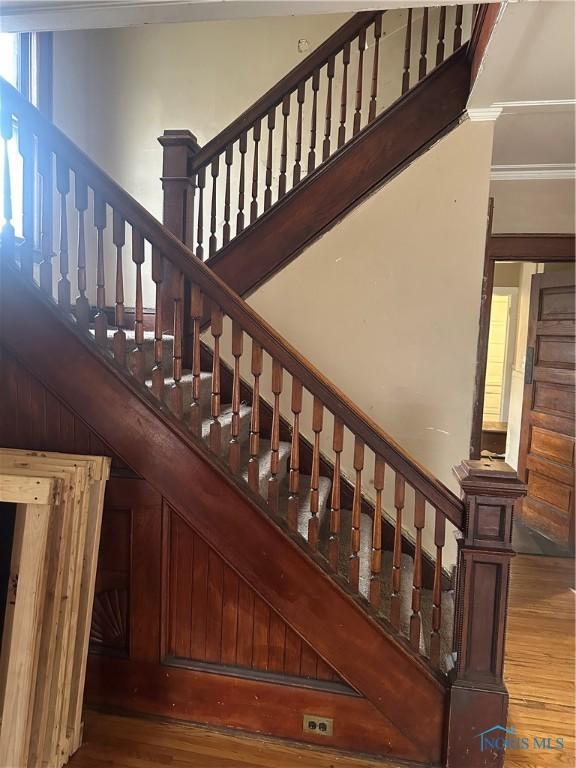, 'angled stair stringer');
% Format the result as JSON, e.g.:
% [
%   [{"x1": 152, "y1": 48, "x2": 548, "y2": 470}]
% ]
[
  {"x1": 205, "y1": 46, "x2": 470, "y2": 297},
  {"x1": 0, "y1": 264, "x2": 447, "y2": 765}
]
